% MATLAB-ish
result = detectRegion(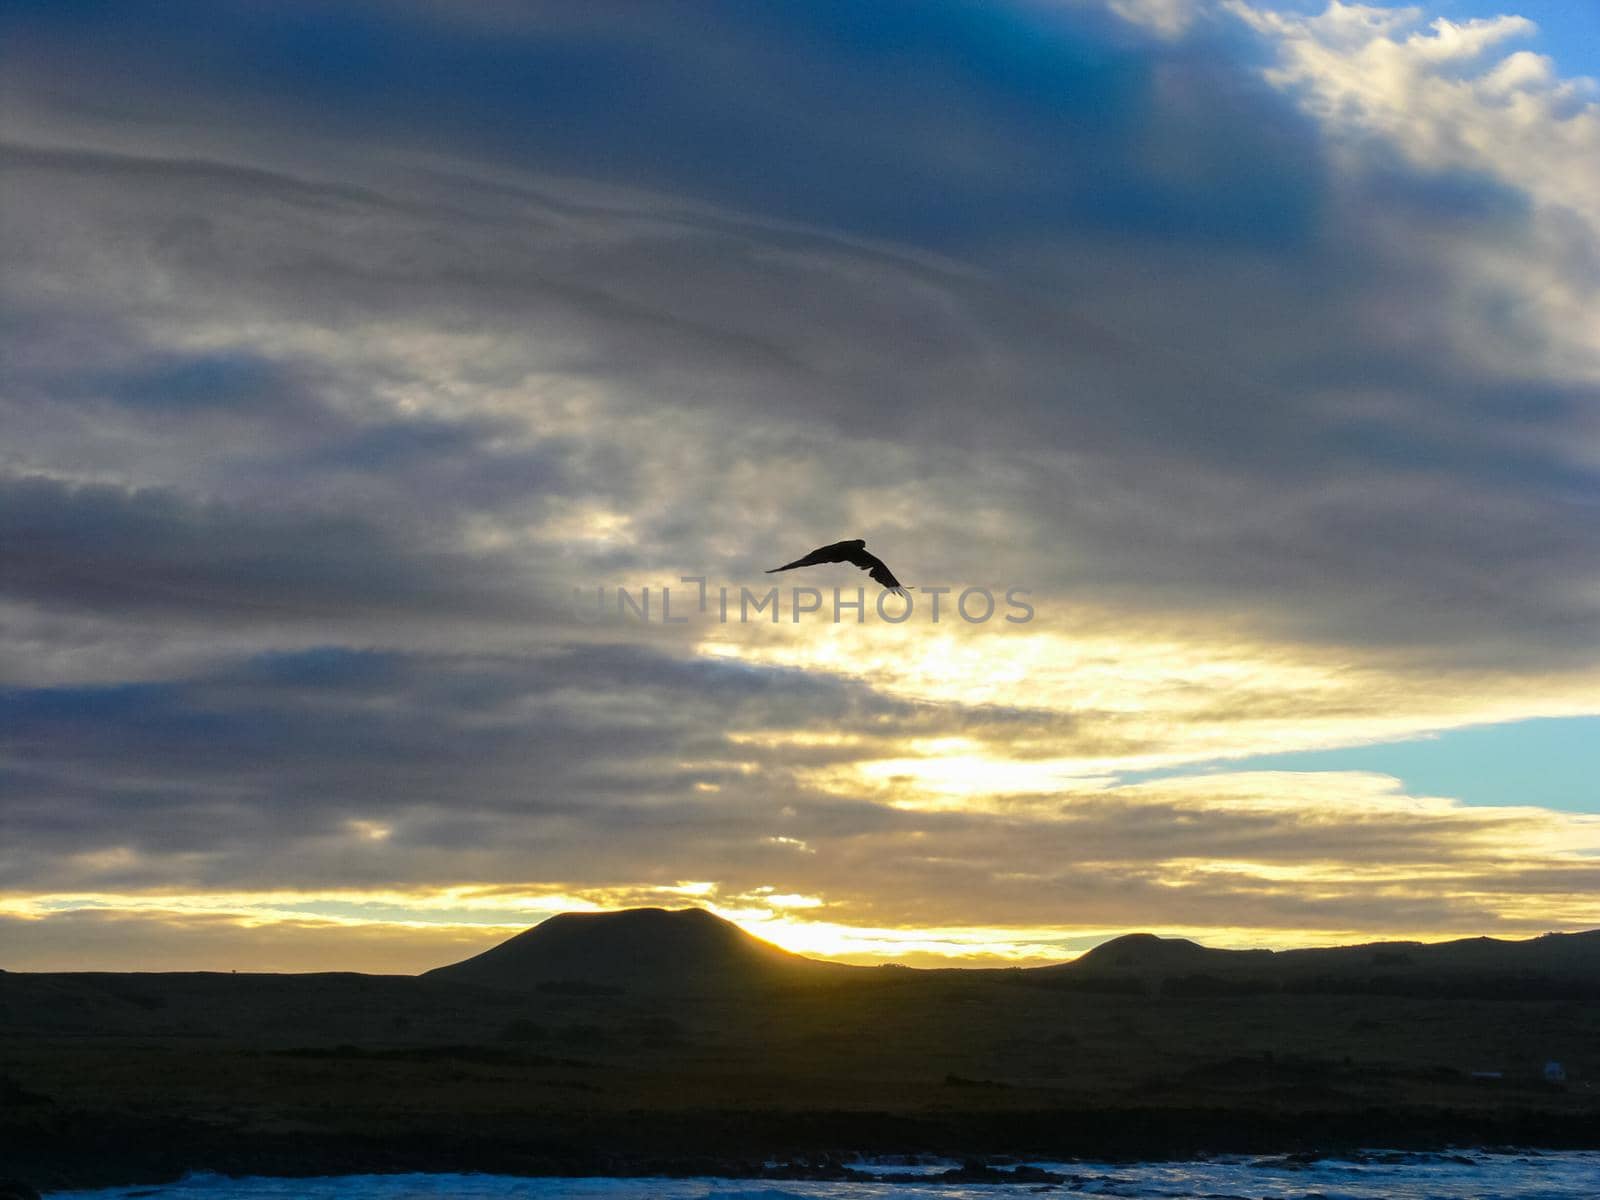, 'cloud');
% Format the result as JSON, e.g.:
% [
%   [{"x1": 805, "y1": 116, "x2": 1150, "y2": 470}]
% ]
[
  {"x1": 1104, "y1": 0, "x2": 1203, "y2": 38},
  {"x1": 1225, "y1": 2, "x2": 1600, "y2": 382},
  {"x1": 1228, "y1": 3, "x2": 1598, "y2": 201},
  {"x1": 3, "y1": 642, "x2": 1596, "y2": 966},
  {"x1": 0, "y1": 644, "x2": 998, "y2": 892},
  {"x1": 0, "y1": 472, "x2": 560, "y2": 624},
  {"x1": 1, "y1": 1, "x2": 1598, "y2": 966},
  {"x1": 3, "y1": 131, "x2": 1593, "y2": 667},
  {"x1": 0, "y1": 907, "x2": 508, "y2": 974}
]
